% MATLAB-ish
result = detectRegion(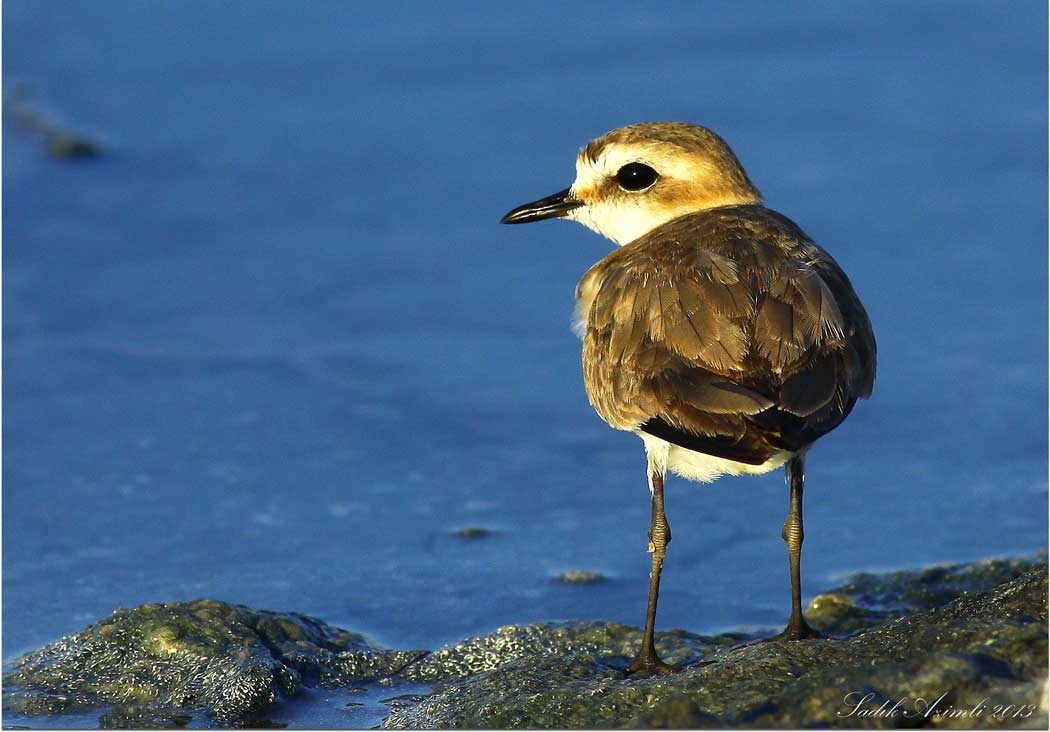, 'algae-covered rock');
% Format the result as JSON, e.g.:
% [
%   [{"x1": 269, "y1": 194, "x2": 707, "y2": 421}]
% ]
[
  {"x1": 96, "y1": 705, "x2": 194, "y2": 730},
  {"x1": 835, "y1": 554, "x2": 1043, "y2": 613},
  {"x1": 2, "y1": 599, "x2": 425, "y2": 725},
  {"x1": 401, "y1": 621, "x2": 730, "y2": 682},
  {"x1": 556, "y1": 569, "x2": 607, "y2": 584},
  {"x1": 6, "y1": 83, "x2": 102, "y2": 160},
  {"x1": 383, "y1": 561, "x2": 1048, "y2": 729},
  {"x1": 4, "y1": 555, "x2": 1046, "y2": 728},
  {"x1": 453, "y1": 527, "x2": 494, "y2": 539}
]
